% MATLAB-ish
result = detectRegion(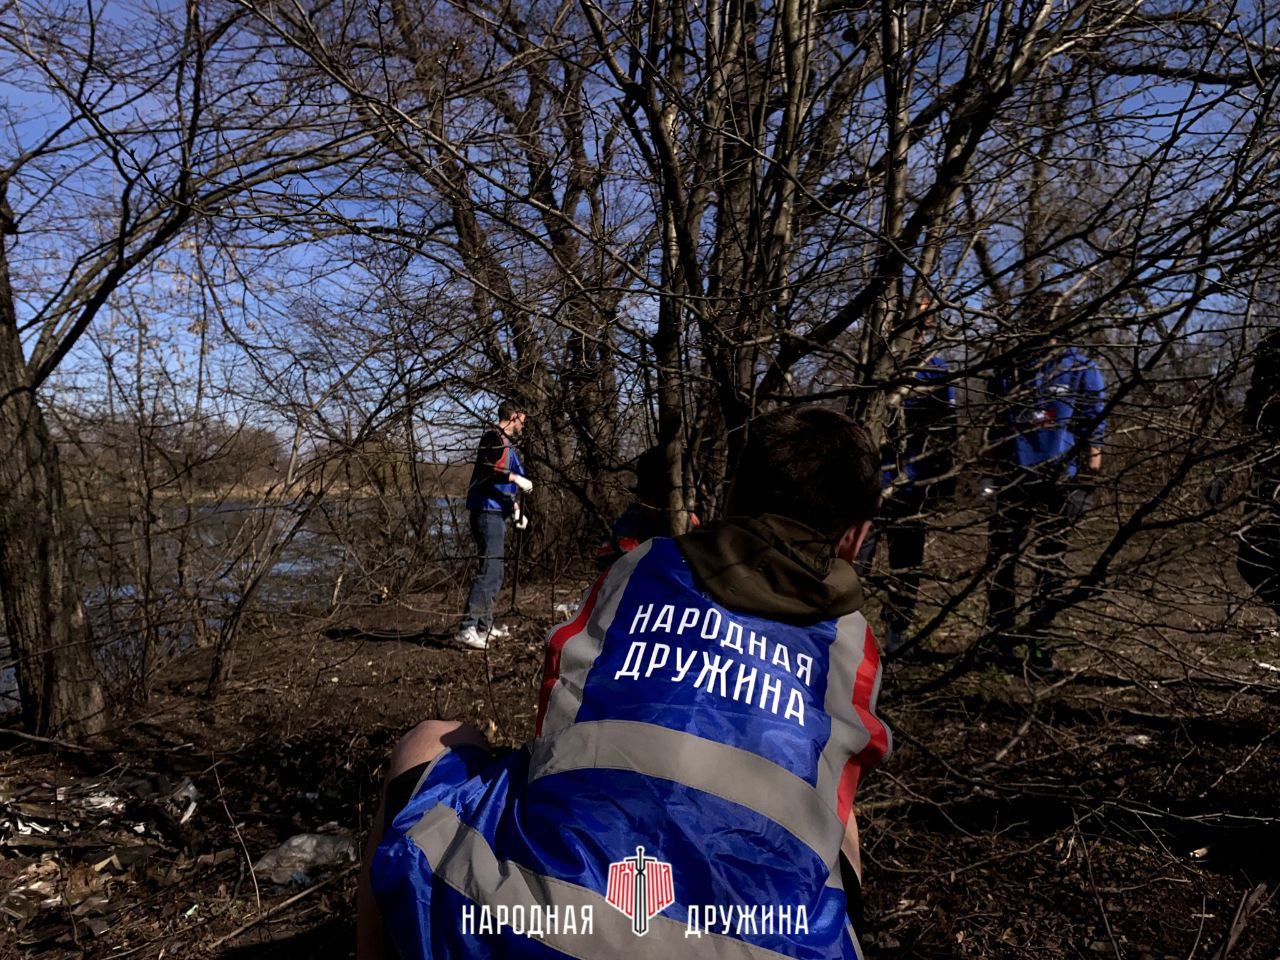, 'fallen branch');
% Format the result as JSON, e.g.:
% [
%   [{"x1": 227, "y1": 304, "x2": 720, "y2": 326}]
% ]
[
  {"x1": 0, "y1": 727, "x2": 102, "y2": 753},
  {"x1": 1208, "y1": 882, "x2": 1271, "y2": 960},
  {"x1": 207, "y1": 864, "x2": 358, "y2": 951}
]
